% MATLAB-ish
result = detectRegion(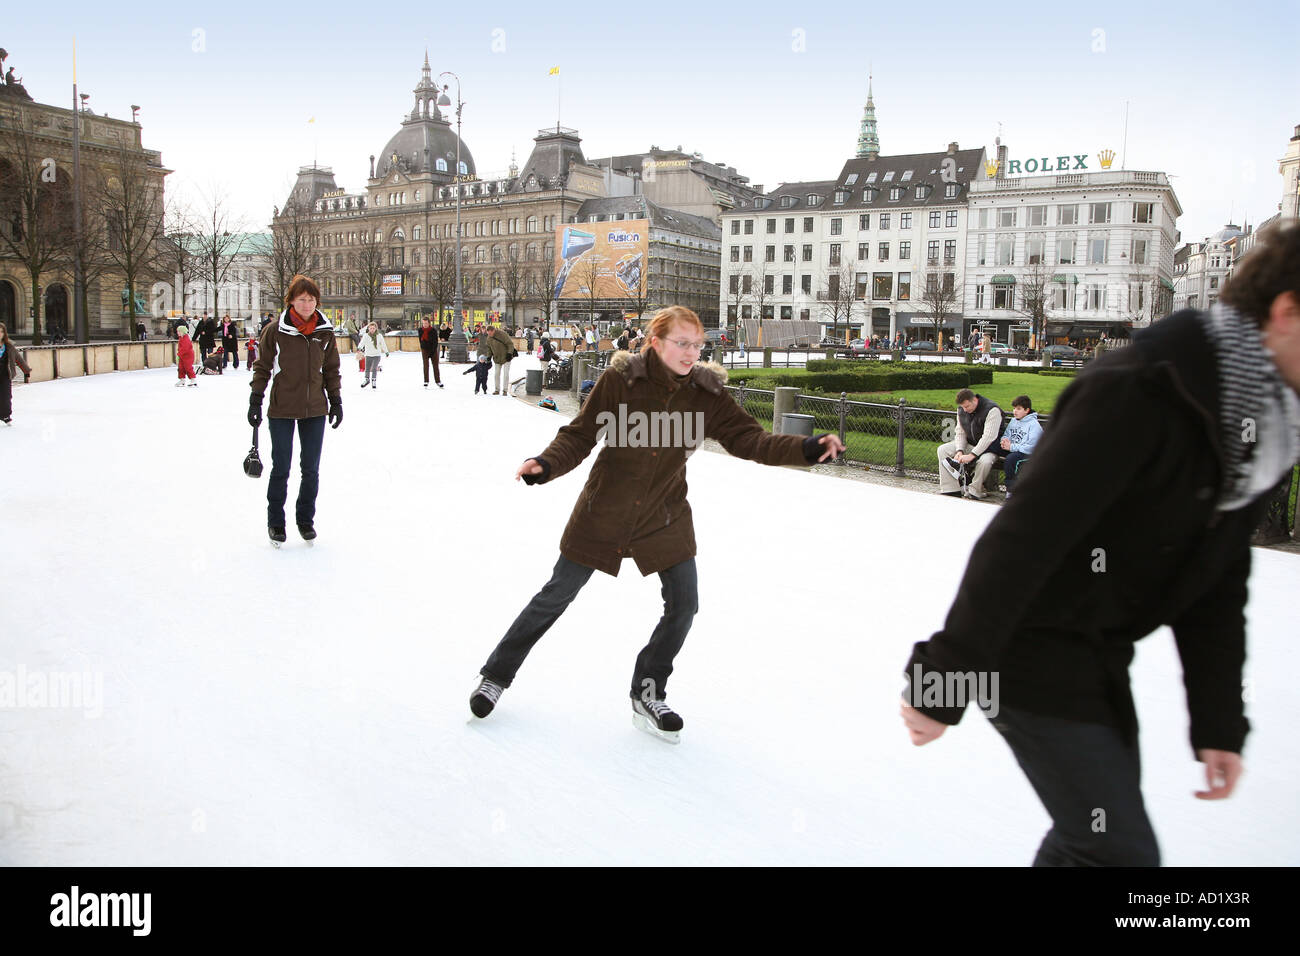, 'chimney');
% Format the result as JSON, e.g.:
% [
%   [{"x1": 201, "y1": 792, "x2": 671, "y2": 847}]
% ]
[
  {"x1": 1293, "y1": 124, "x2": 1300, "y2": 140},
  {"x1": 947, "y1": 142, "x2": 959, "y2": 154},
  {"x1": 997, "y1": 143, "x2": 1008, "y2": 179}
]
